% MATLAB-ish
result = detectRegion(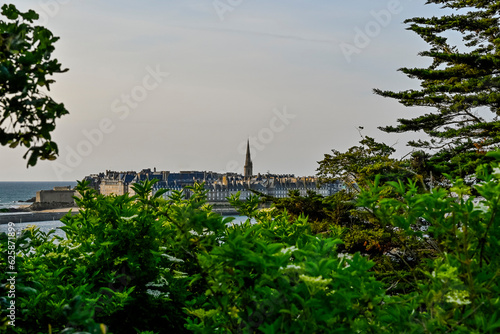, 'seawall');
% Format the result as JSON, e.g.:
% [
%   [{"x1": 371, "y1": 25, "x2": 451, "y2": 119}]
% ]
[
  {"x1": 0, "y1": 211, "x2": 78, "y2": 224},
  {"x1": 0, "y1": 204, "x2": 246, "y2": 225}
]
